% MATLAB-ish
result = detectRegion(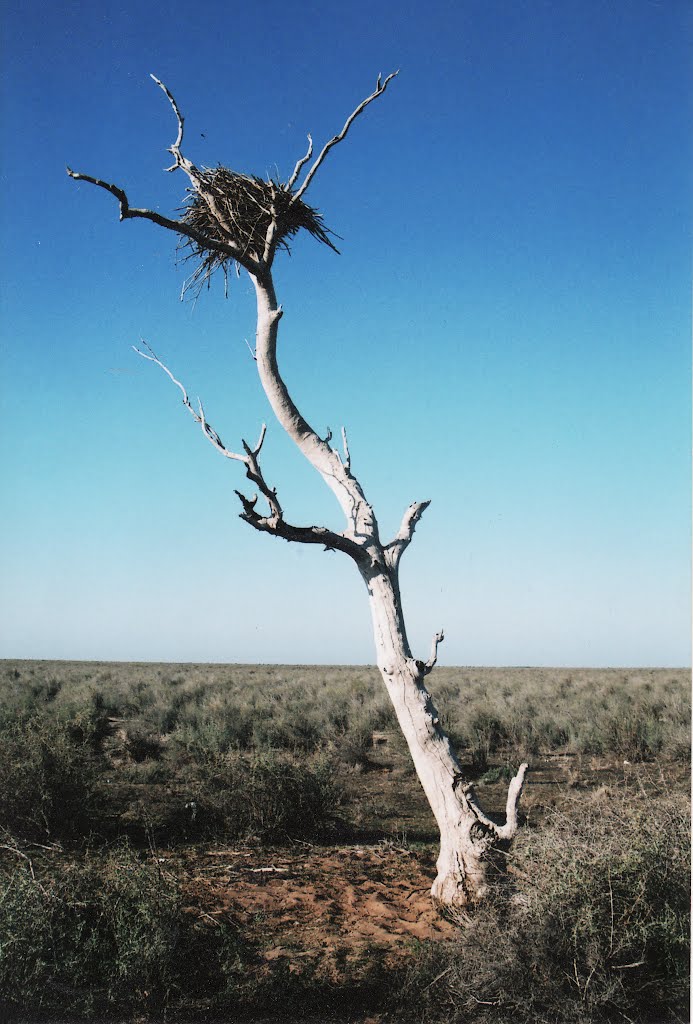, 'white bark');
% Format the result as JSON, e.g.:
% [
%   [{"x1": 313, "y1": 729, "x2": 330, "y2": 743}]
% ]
[
  {"x1": 249, "y1": 271, "x2": 528, "y2": 910},
  {"x1": 251, "y1": 274, "x2": 378, "y2": 541},
  {"x1": 69, "y1": 72, "x2": 529, "y2": 915},
  {"x1": 362, "y1": 565, "x2": 527, "y2": 911}
]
